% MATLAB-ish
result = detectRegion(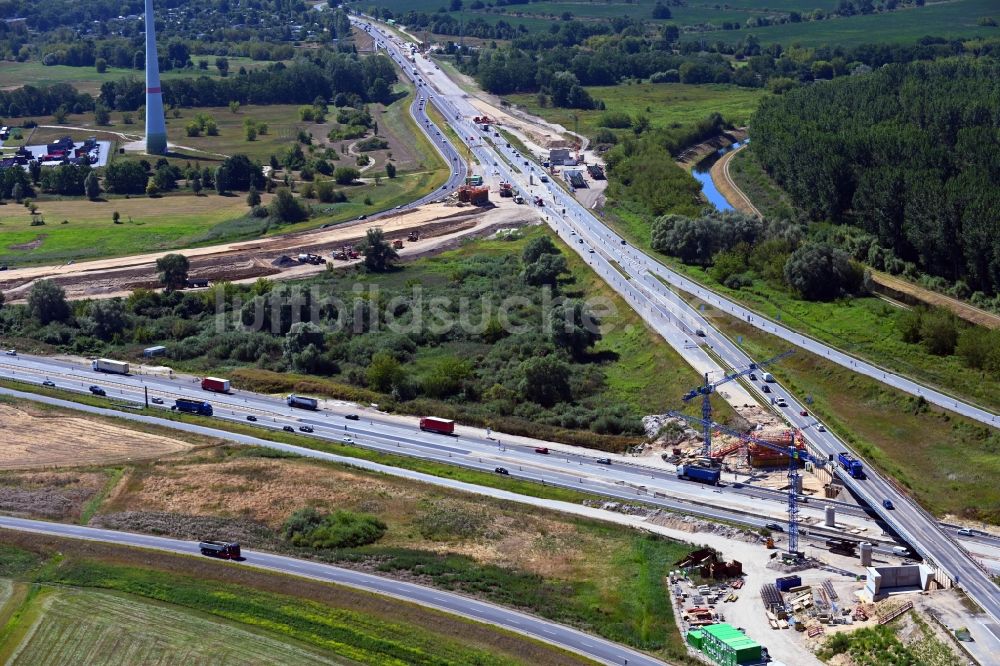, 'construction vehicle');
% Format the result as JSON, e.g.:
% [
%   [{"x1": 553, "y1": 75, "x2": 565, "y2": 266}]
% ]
[
  {"x1": 826, "y1": 538, "x2": 858, "y2": 555},
  {"x1": 465, "y1": 174, "x2": 483, "y2": 186},
  {"x1": 458, "y1": 185, "x2": 489, "y2": 205},
  {"x1": 287, "y1": 394, "x2": 319, "y2": 410},
  {"x1": 199, "y1": 540, "x2": 241, "y2": 559},
  {"x1": 333, "y1": 250, "x2": 348, "y2": 260},
  {"x1": 172, "y1": 398, "x2": 214, "y2": 416},
  {"x1": 678, "y1": 350, "x2": 793, "y2": 456},
  {"x1": 407, "y1": 231, "x2": 419, "y2": 242},
  {"x1": 201, "y1": 377, "x2": 230, "y2": 393},
  {"x1": 533, "y1": 196, "x2": 544, "y2": 206},
  {"x1": 676, "y1": 464, "x2": 721, "y2": 485},
  {"x1": 498, "y1": 182, "x2": 514, "y2": 197},
  {"x1": 92, "y1": 358, "x2": 129, "y2": 375},
  {"x1": 837, "y1": 452, "x2": 865, "y2": 479},
  {"x1": 297, "y1": 253, "x2": 326, "y2": 265},
  {"x1": 420, "y1": 416, "x2": 455, "y2": 435},
  {"x1": 392, "y1": 239, "x2": 404, "y2": 249}
]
